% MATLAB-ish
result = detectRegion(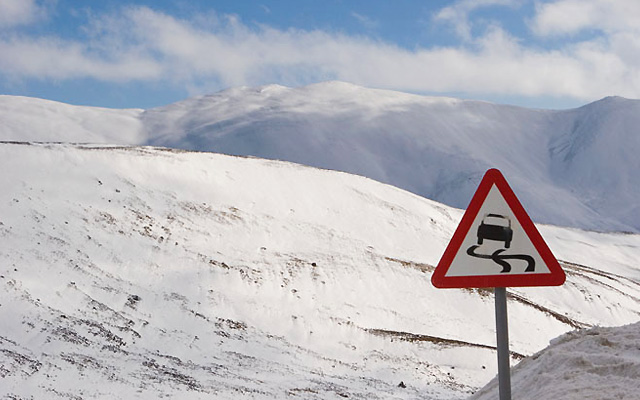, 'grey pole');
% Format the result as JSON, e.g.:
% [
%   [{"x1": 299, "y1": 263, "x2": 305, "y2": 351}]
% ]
[{"x1": 494, "y1": 287, "x2": 512, "y2": 400}]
